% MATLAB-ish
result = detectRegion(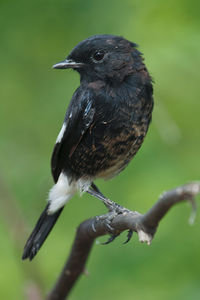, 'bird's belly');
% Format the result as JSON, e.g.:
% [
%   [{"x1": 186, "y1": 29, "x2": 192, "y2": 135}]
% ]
[
  {"x1": 67, "y1": 119, "x2": 148, "y2": 180},
  {"x1": 96, "y1": 132, "x2": 144, "y2": 179}
]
